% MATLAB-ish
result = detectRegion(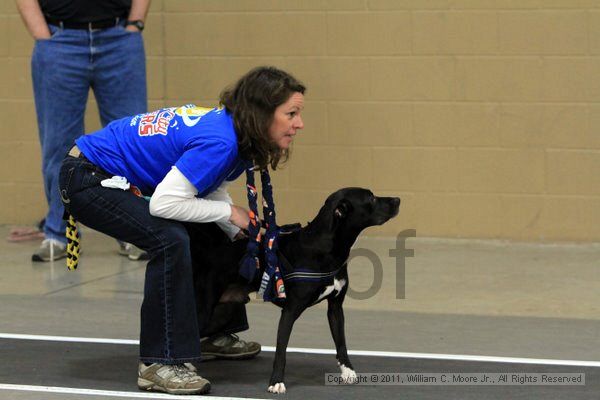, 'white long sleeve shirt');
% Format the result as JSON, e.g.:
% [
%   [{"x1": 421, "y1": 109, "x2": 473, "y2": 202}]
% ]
[{"x1": 149, "y1": 166, "x2": 241, "y2": 240}]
